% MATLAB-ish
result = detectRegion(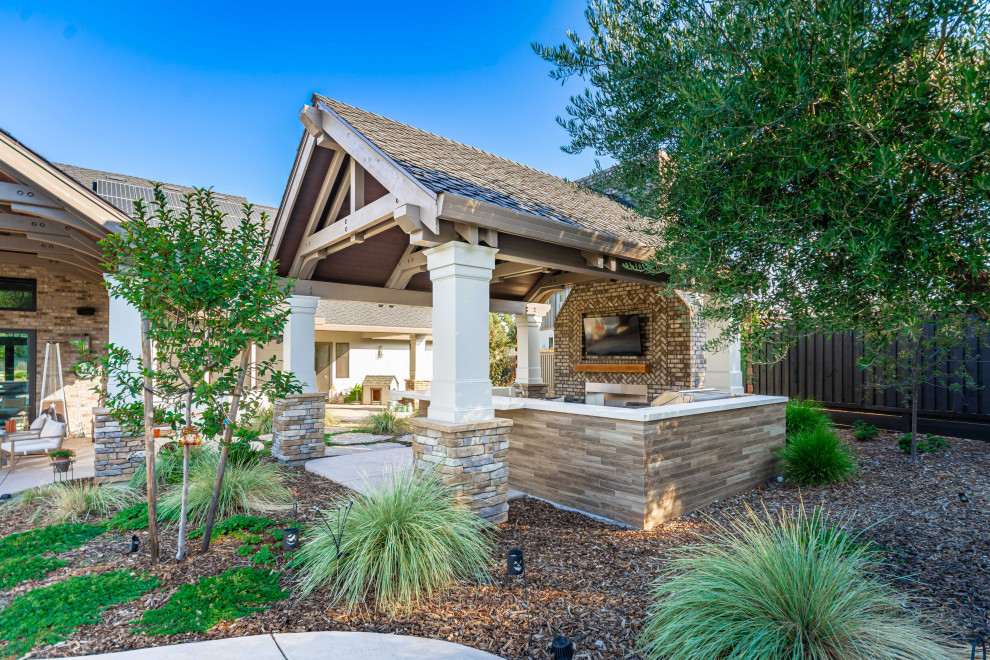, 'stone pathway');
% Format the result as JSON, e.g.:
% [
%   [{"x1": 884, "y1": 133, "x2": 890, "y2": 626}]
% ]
[
  {"x1": 325, "y1": 431, "x2": 394, "y2": 445},
  {"x1": 305, "y1": 446, "x2": 412, "y2": 494},
  {"x1": 80, "y1": 631, "x2": 504, "y2": 659}
]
